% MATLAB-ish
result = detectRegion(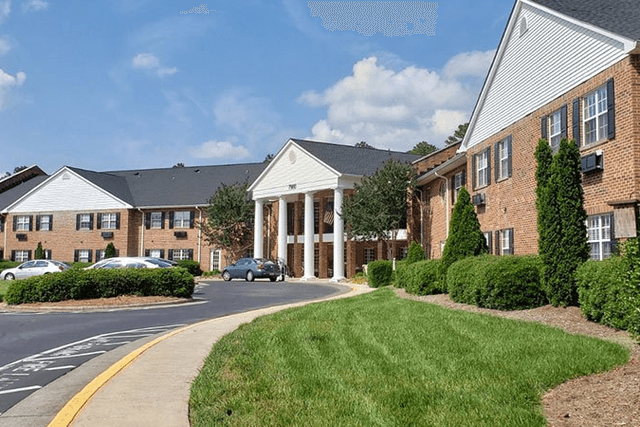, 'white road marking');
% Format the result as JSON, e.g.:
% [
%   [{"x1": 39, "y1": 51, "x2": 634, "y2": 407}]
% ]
[
  {"x1": 0, "y1": 385, "x2": 42, "y2": 395},
  {"x1": 102, "y1": 341, "x2": 132, "y2": 346},
  {"x1": 45, "y1": 365, "x2": 75, "y2": 371},
  {"x1": 35, "y1": 350, "x2": 108, "y2": 361}
]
